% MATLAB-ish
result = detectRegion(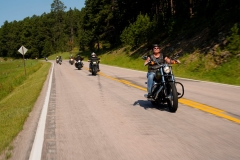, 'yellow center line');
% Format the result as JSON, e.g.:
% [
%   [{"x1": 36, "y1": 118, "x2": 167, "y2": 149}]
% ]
[{"x1": 84, "y1": 67, "x2": 240, "y2": 124}]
